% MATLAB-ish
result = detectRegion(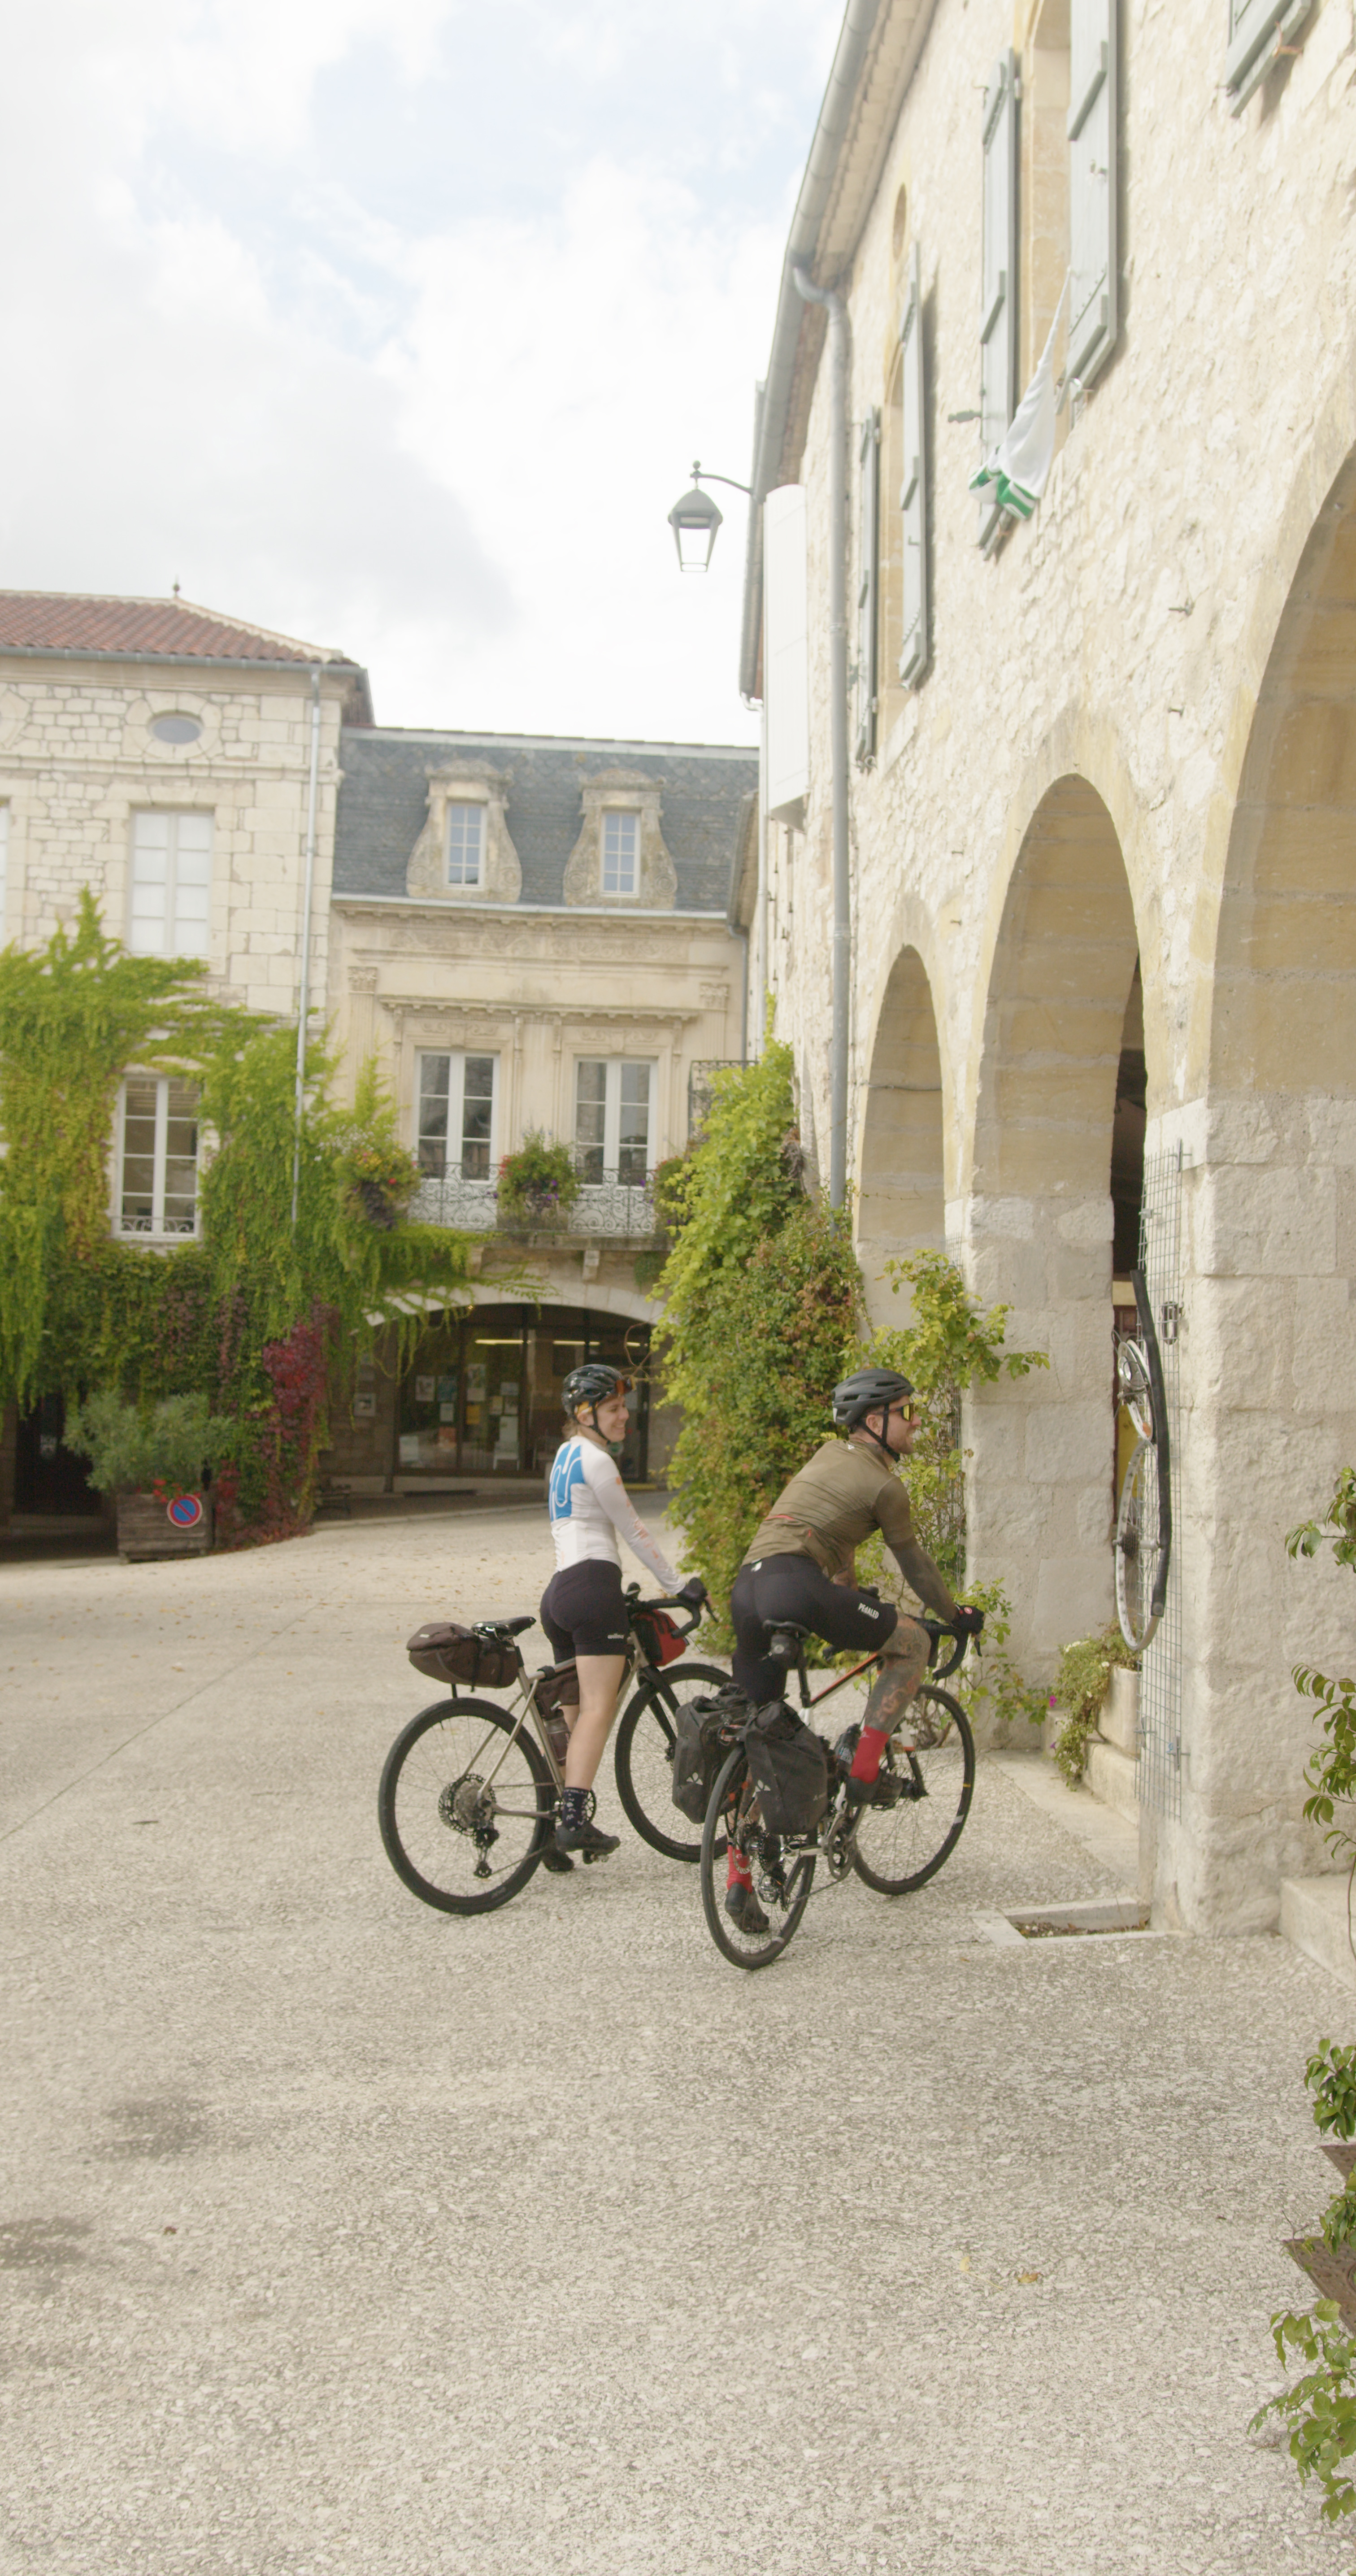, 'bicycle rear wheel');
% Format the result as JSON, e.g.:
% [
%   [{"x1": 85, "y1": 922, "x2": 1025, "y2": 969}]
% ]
[
  {"x1": 378, "y1": 1697, "x2": 553, "y2": 1915},
  {"x1": 699, "y1": 1746, "x2": 816, "y2": 1970},
  {"x1": 848, "y1": 1685, "x2": 974, "y2": 1894},
  {"x1": 613, "y1": 1661, "x2": 733, "y2": 1861}
]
